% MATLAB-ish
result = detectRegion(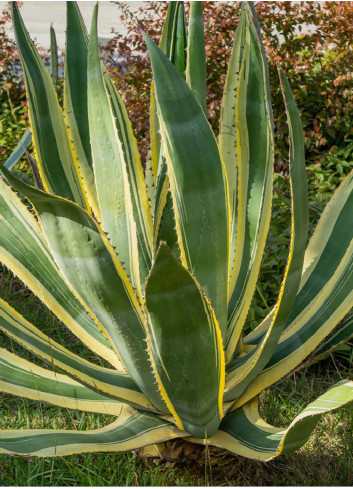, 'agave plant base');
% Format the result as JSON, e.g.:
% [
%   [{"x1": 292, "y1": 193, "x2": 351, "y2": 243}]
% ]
[
  {"x1": 135, "y1": 439, "x2": 209, "y2": 463},
  {"x1": 2, "y1": 0, "x2": 353, "y2": 462}
]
